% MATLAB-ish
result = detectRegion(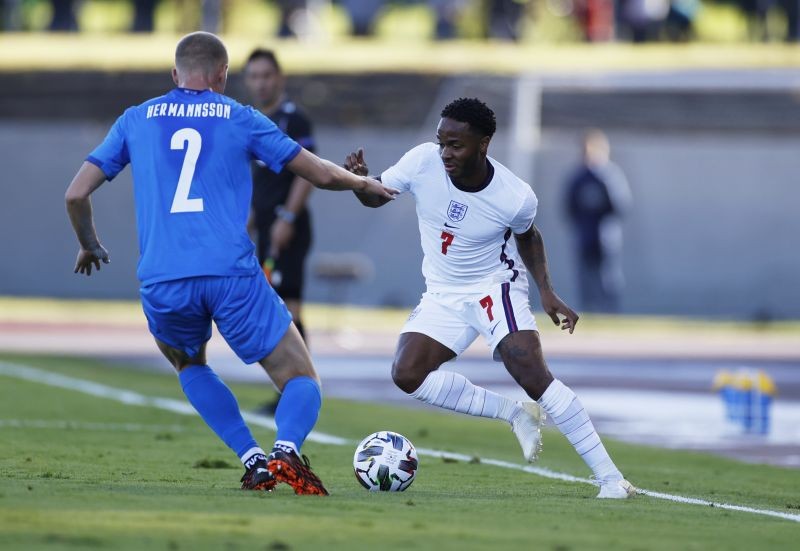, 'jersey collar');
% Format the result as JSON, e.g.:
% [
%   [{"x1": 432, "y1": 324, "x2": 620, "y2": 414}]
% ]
[
  {"x1": 449, "y1": 159, "x2": 495, "y2": 193},
  {"x1": 174, "y1": 87, "x2": 213, "y2": 96}
]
